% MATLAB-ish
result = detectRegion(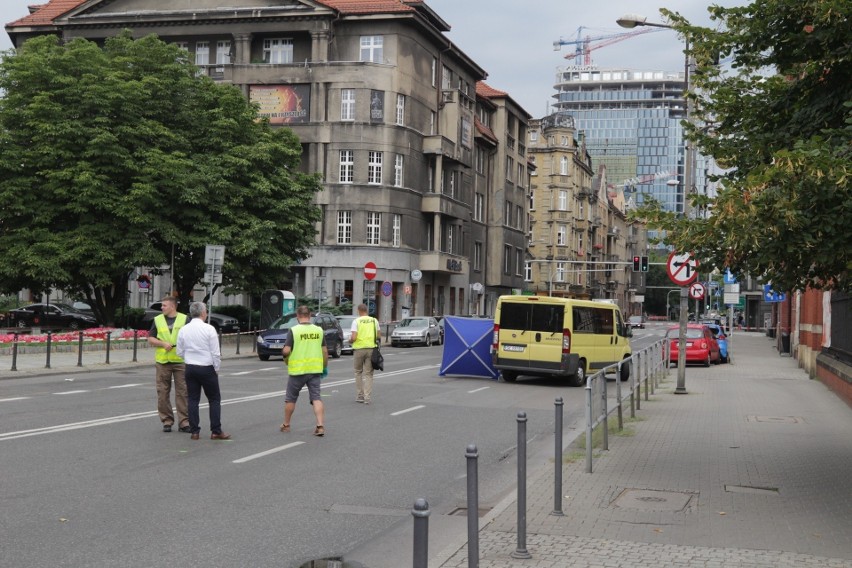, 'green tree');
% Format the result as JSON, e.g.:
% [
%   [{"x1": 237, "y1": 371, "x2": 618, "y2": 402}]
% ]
[
  {"x1": 0, "y1": 33, "x2": 321, "y2": 324},
  {"x1": 633, "y1": 0, "x2": 851, "y2": 292}
]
